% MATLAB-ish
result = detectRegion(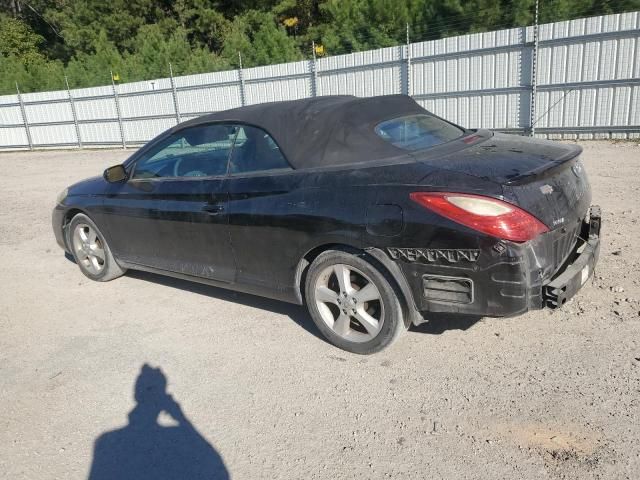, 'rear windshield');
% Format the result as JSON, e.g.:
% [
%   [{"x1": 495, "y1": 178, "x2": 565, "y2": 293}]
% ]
[{"x1": 375, "y1": 114, "x2": 464, "y2": 151}]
